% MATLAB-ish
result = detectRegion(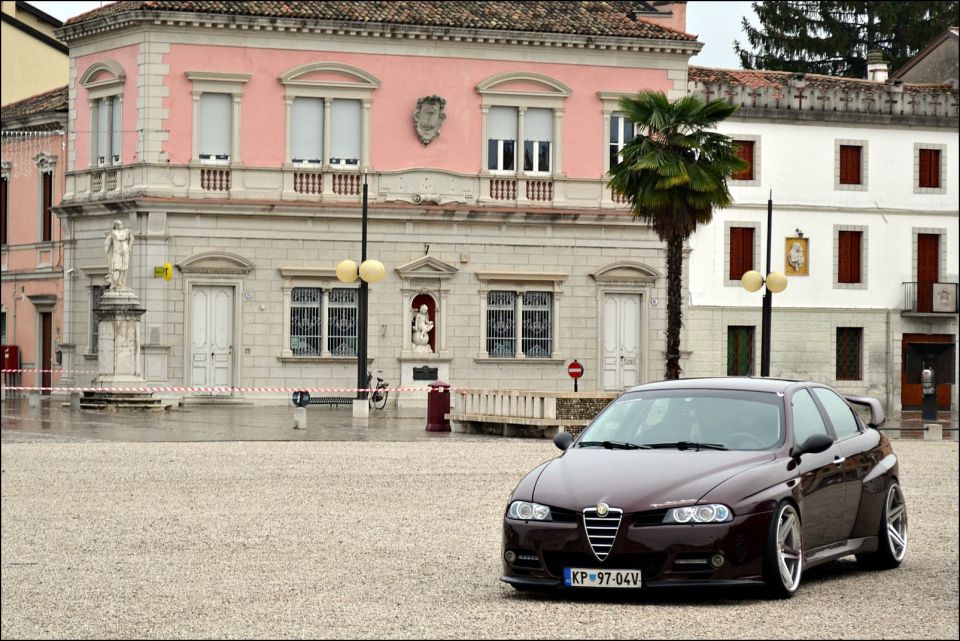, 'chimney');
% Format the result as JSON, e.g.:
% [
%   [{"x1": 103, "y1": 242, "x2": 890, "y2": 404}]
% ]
[{"x1": 866, "y1": 50, "x2": 889, "y2": 82}]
